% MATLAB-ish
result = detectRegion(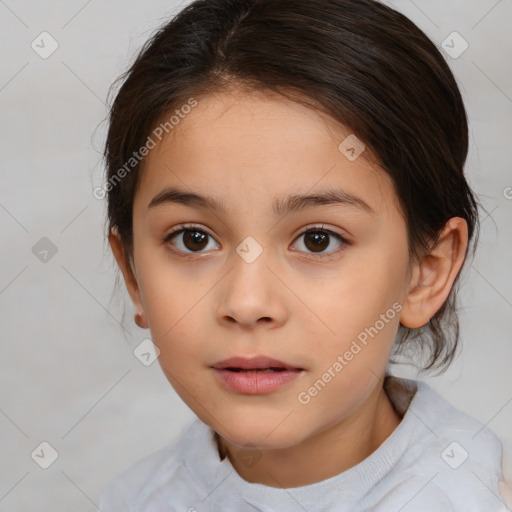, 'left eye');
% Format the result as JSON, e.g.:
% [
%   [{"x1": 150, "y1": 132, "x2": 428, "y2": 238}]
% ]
[{"x1": 292, "y1": 228, "x2": 348, "y2": 255}]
